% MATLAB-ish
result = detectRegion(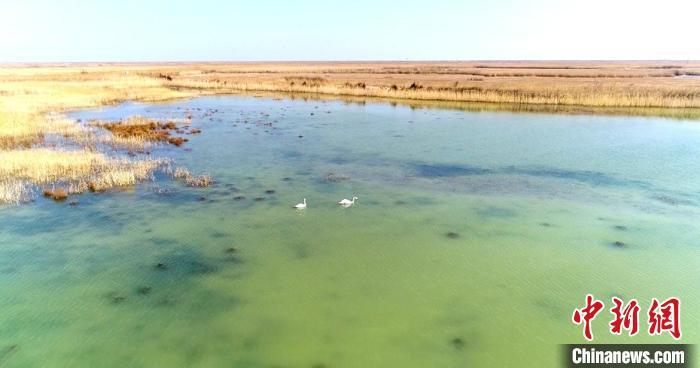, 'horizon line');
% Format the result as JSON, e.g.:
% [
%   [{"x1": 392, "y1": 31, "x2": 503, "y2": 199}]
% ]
[{"x1": 2, "y1": 59, "x2": 699, "y2": 66}]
